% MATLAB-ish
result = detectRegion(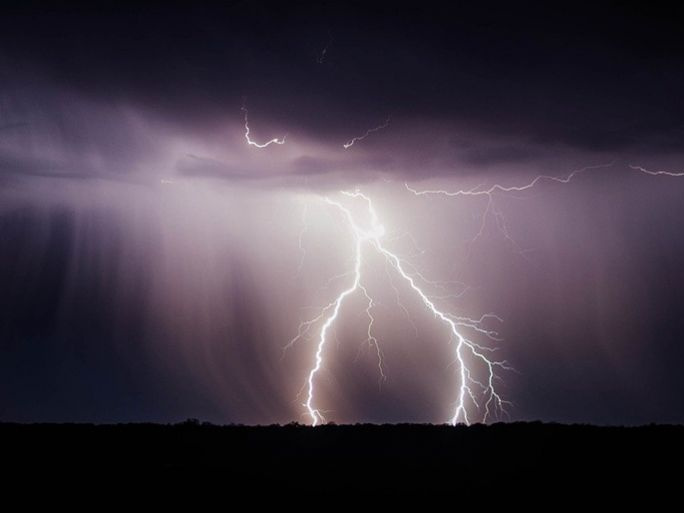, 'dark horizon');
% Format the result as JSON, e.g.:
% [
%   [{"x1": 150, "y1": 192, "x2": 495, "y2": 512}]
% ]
[{"x1": 2, "y1": 421, "x2": 683, "y2": 495}]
